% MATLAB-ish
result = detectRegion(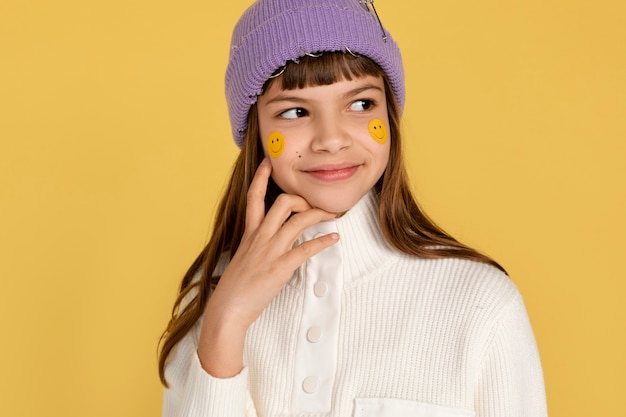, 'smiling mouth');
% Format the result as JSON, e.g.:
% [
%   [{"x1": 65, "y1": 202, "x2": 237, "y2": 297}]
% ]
[{"x1": 304, "y1": 165, "x2": 360, "y2": 182}]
